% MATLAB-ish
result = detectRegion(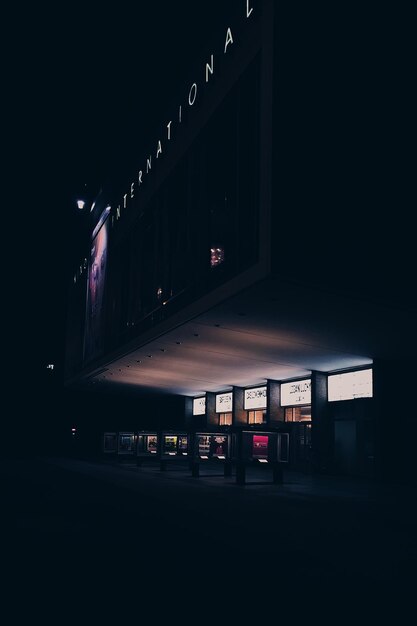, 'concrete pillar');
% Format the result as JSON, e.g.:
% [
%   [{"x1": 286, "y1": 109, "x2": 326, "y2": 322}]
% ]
[
  {"x1": 311, "y1": 371, "x2": 333, "y2": 474},
  {"x1": 206, "y1": 392, "x2": 217, "y2": 427},
  {"x1": 373, "y1": 359, "x2": 416, "y2": 485},
  {"x1": 267, "y1": 379, "x2": 285, "y2": 425}
]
